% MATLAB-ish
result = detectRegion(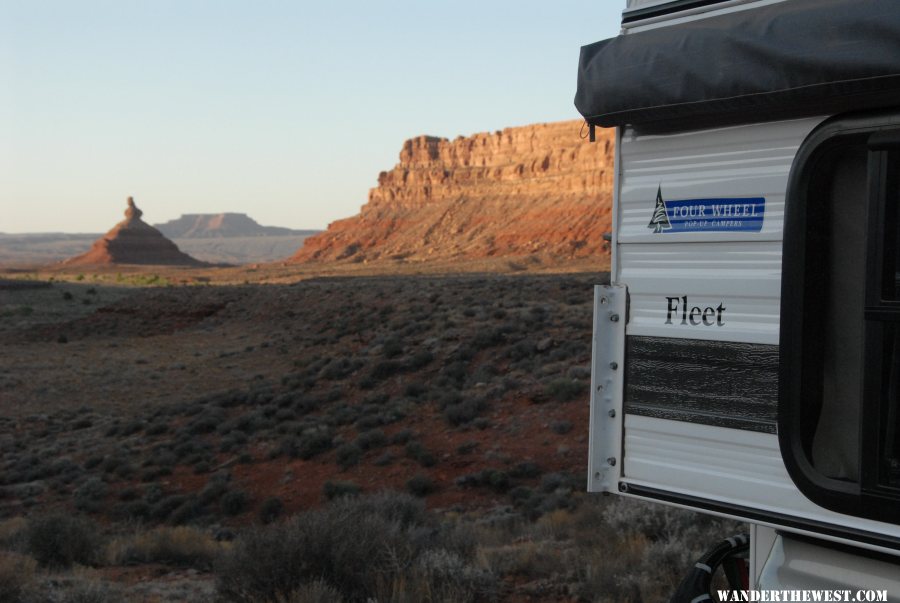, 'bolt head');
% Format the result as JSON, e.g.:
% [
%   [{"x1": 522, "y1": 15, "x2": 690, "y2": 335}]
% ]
[{"x1": 609, "y1": 361, "x2": 618, "y2": 370}]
